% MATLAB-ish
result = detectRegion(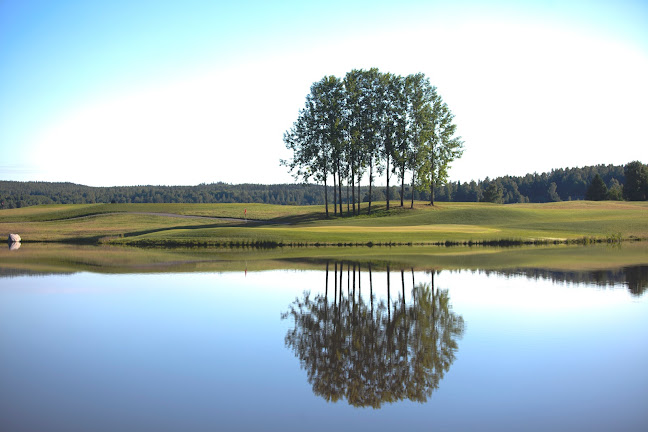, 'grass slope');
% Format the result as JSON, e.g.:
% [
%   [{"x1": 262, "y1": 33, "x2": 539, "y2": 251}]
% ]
[{"x1": 1, "y1": 201, "x2": 647, "y2": 246}]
